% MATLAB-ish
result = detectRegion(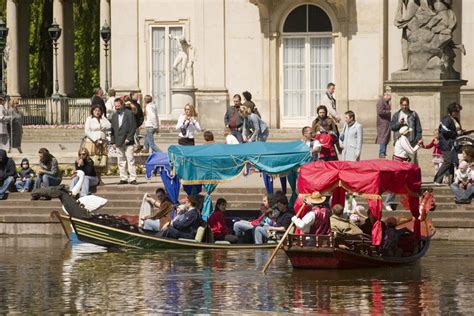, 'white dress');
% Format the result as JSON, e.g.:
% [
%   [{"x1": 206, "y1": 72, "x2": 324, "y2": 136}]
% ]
[{"x1": 84, "y1": 116, "x2": 112, "y2": 142}]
